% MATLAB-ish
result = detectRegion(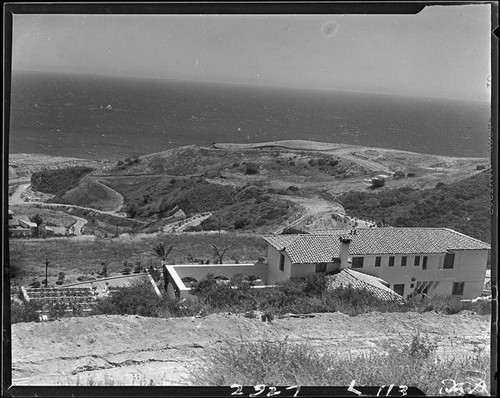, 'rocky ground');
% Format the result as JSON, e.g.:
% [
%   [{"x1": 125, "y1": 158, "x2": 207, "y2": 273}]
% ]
[{"x1": 11, "y1": 311, "x2": 490, "y2": 387}]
